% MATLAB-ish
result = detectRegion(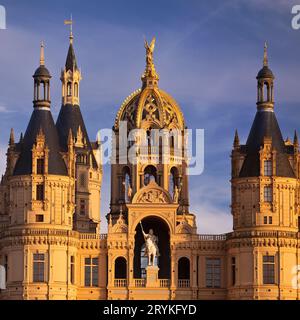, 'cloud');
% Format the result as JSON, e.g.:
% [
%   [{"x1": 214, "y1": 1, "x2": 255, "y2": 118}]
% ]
[{"x1": 194, "y1": 205, "x2": 232, "y2": 234}]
